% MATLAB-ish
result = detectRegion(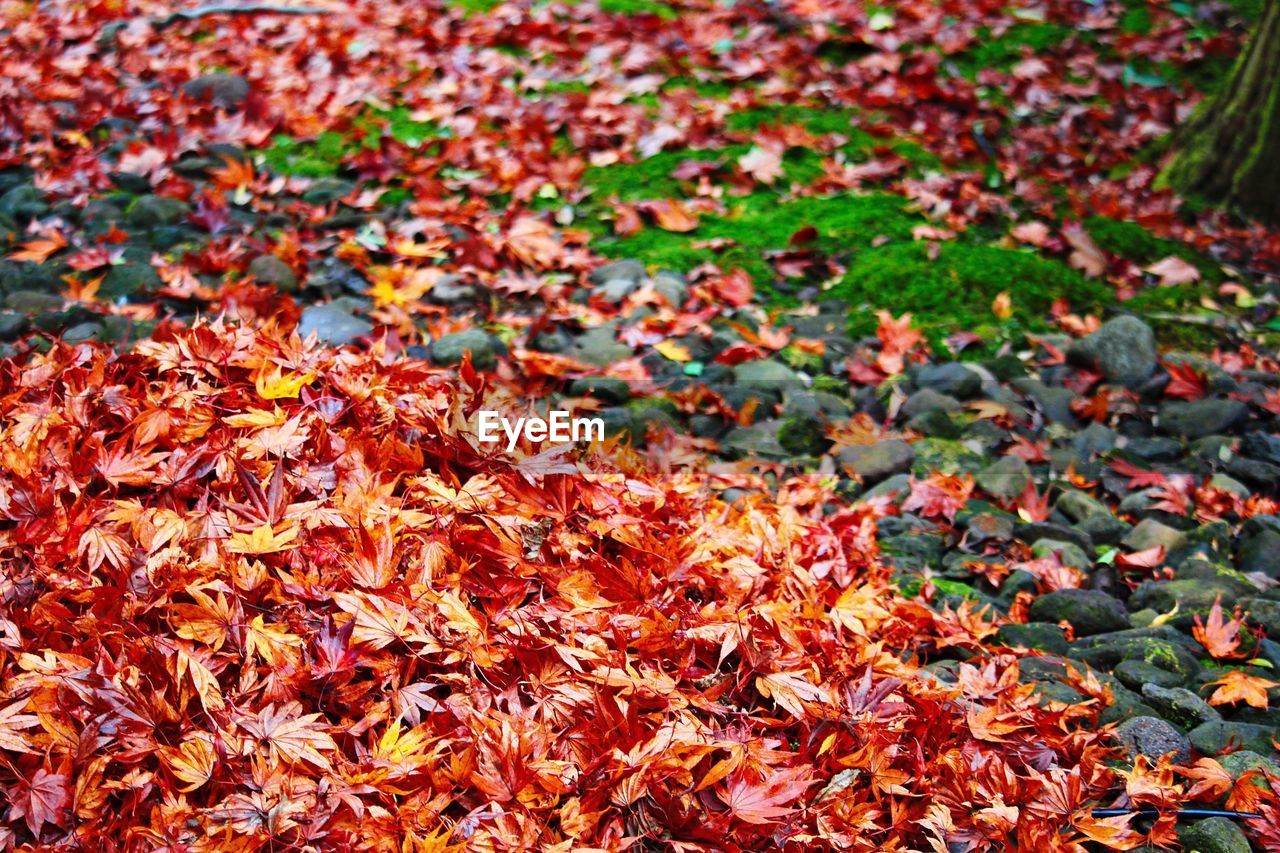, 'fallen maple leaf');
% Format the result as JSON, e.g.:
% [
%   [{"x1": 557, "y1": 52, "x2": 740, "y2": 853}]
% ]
[
  {"x1": 738, "y1": 146, "x2": 784, "y2": 185},
  {"x1": 10, "y1": 231, "x2": 68, "y2": 263},
  {"x1": 648, "y1": 199, "x2": 699, "y2": 232},
  {"x1": 1193, "y1": 596, "x2": 1247, "y2": 659},
  {"x1": 1063, "y1": 223, "x2": 1107, "y2": 278},
  {"x1": 1205, "y1": 670, "x2": 1278, "y2": 709},
  {"x1": 1145, "y1": 256, "x2": 1201, "y2": 286}
]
